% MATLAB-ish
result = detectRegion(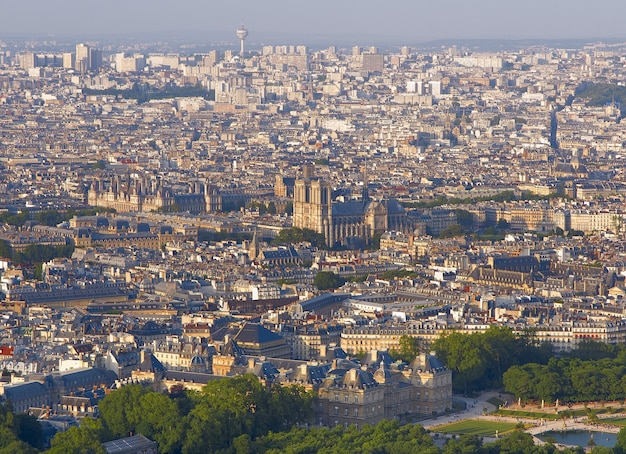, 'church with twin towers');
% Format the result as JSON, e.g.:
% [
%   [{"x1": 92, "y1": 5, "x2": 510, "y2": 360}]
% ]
[{"x1": 292, "y1": 170, "x2": 413, "y2": 248}]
